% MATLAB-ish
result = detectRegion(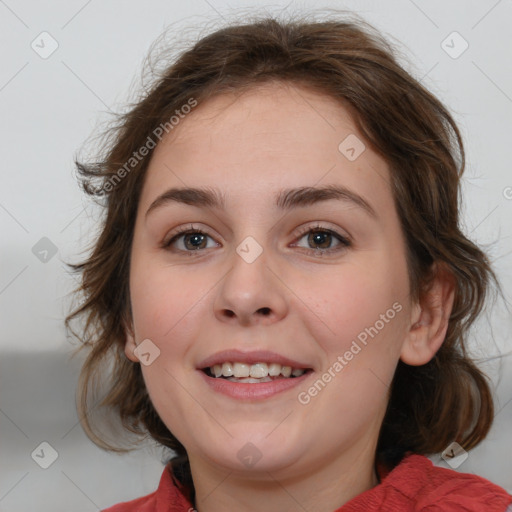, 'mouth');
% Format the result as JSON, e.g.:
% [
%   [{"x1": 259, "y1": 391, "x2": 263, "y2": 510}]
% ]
[
  {"x1": 201, "y1": 361, "x2": 313, "y2": 383},
  {"x1": 197, "y1": 349, "x2": 314, "y2": 400}
]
